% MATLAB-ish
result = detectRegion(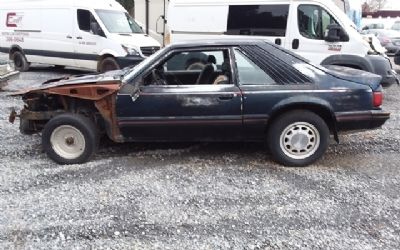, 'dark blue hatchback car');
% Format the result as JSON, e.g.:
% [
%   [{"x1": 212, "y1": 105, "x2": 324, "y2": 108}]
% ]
[{"x1": 12, "y1": 39, "x2": 390, "y2": 166}]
